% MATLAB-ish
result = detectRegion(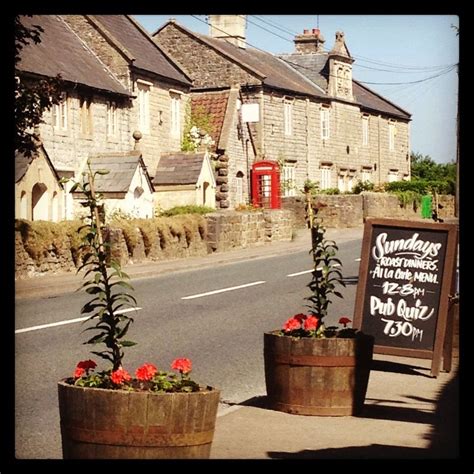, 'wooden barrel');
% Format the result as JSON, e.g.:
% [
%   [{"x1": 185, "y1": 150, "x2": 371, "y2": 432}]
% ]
[
  {"x1": 58, "y1": 381, "x2": 220, "y2": 459},
  {"x1": 264, "y1": 332, "x2": 374, "y2": 416}
]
